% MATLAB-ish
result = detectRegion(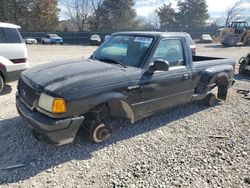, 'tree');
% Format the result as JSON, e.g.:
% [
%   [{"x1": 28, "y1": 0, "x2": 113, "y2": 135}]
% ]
[
  {"x1": 156, "y1": 3, "x2": 175, "y2": 30},
  {"x1": 134, "y1": 16, "x2": 158, "y2": 30},
  {"x1": 60, "y1": 0, "x2": 93, "y2": 31},
  {"x1": 225, "y1": 0, "x2": 244, "y2": 26},
  {"x1": 28, "y1": 0, "x2": 59, "y2": 31},
  {"x1": 149, "y1": 12, "x2": 160, "y2": 30},
  {"x1": 0, "y1": 0, "x2": 59, "y2": 31},
  {"x1": 88, "y1": 0, "x2": 104, "y2": 31},
  {"x1": 99, "y1": 0, "x2": 137, "y2": 31},
  {"x1": 177, "y1": 0, "x2": 209, "y2": 27},
  {"x1": 0, "y1": 0, "x2": 28, "y2": 25}
]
